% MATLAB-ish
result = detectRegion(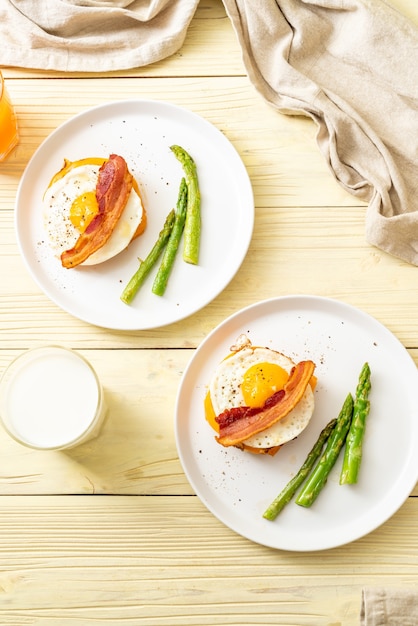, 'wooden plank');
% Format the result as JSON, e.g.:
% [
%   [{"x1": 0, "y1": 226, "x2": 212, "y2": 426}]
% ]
[
  {"x1": 0, "y1": 494, "x2": 417, "y2": 625},
  {"x1": 1, "y1": 199, "x2": 417, "y2": 349},
  {"x1": 0, "y1": 348, "x2": 417, "y2": 496},
  {"x1": 2, "y1": 77, "x2": 417, "y2": 346},
  {"x1": 390, "y1": 0, "x2": 418, "y2": 22},
  {"x1": 2, "y1": 76, "x2": 352, "y2": 208},
  {"x1": 0, "y1": 349, "x2": 191, "y2": 495}
]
